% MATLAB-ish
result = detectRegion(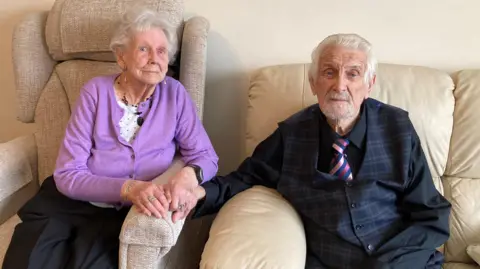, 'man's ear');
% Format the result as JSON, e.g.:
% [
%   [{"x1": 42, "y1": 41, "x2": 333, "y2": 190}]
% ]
[
  {"x1": 309, "y1": 76, "x2": 316, "y2": 96},
  {"x1": 366, "y1": 74, "x2": 376, "y2": 98}
]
